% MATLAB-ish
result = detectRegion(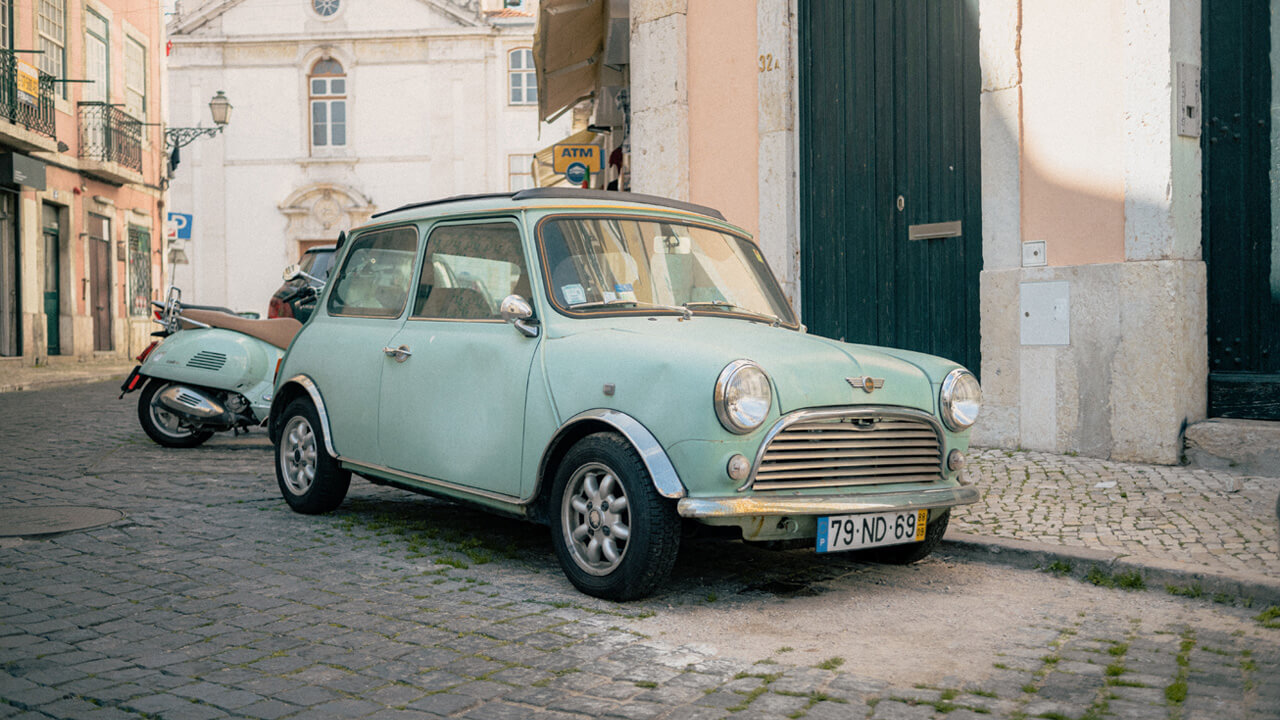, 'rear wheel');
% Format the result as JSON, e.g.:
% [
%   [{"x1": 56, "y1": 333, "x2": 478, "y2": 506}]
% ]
[
  {"x1": 275, "y1": 398, "x2": 350, "y2": 514},
  {"x1": 550, "y1": 433, "x2": 681, "y2": 601},
  {"x1": 137, "y1": 379, "x2": 214, "y2": 448},
  {"x1": 859, "y1": 508, "x2": 950, "y2": 565}
]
